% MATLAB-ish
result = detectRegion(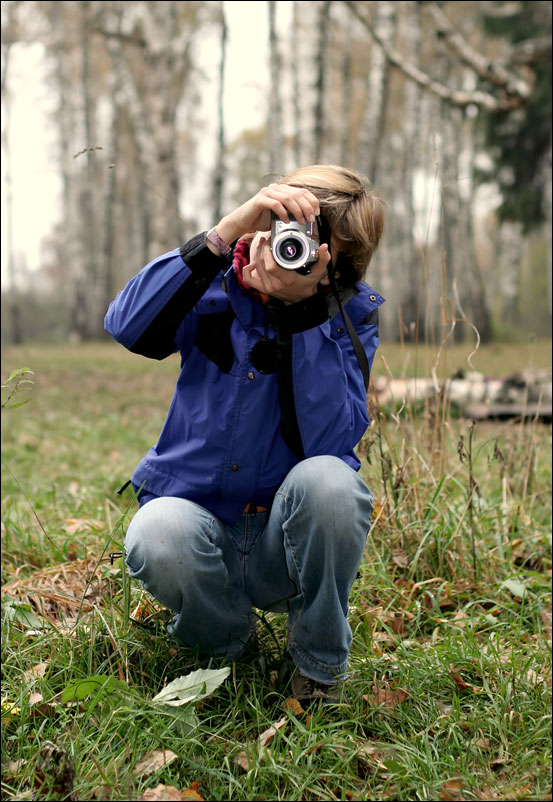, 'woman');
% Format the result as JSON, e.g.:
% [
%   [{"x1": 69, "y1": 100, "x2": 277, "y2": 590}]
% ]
[{"x1": 105, "y1": 164, "x2": 385, "y2": 705}]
